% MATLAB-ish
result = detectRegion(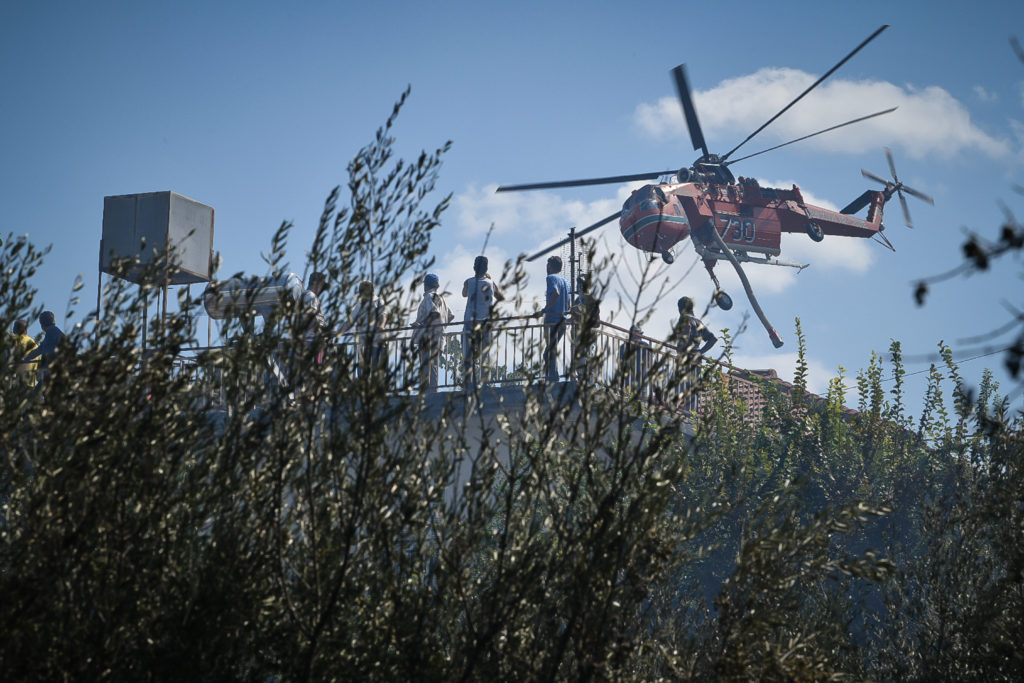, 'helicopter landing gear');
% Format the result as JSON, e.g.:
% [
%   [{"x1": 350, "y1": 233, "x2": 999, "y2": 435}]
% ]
[
  {"x1": 661, "y1": 249, "x2": 675, "y2": 264},
  {"x1": 806, "y1": 221, "x2": 824, "y2": 242},
  {"x1": 702, "y1": 259, "x2": 734, "y2": 311}
]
